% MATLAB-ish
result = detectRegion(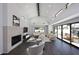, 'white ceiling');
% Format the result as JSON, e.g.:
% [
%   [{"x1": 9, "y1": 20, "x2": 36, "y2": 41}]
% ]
[
  {"x1": 30, "y1": 16, "x2": 49, "y2": 26},
  {"x1": 7, "y1": 3, "x2": 67, "y2": 26},
  {"x1": 39, "y1": 3, "x2": 66, "y2": 19},
  {"x1": 28, "y1": 3, "x2": 67, "y2": 25}
]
